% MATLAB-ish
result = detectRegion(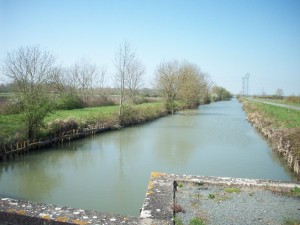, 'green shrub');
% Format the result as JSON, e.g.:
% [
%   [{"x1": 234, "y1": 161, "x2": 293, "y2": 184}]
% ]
[
  {"x1": 174, "y1": 217, "x2": 184, "y2": 225},
  {"x1": 55, "y1": 94, "x2": 84, "y2": 110},
  {"x1": 290, "y1": 187, "x2": 300, "y2": 196},
  {"x1": 224, "y1": 187, "x2": 241, "y2": 193}
]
